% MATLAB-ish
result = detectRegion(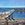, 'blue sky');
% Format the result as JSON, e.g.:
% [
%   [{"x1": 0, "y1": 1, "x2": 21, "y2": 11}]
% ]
[{"x1": 0, "y1": 0, "x2": 25, "y2": 8}]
